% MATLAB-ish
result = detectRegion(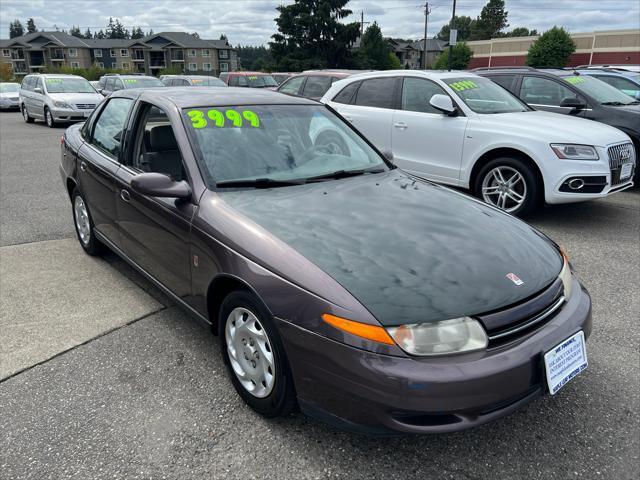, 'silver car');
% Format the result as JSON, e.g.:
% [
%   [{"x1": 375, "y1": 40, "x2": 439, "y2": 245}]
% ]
[
  {"x1": 19, "y1": 74, "x2": 103, "y2": 127},
  {"x1": 0, "y1": 82, "x2": 21, "y2": 110}
]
